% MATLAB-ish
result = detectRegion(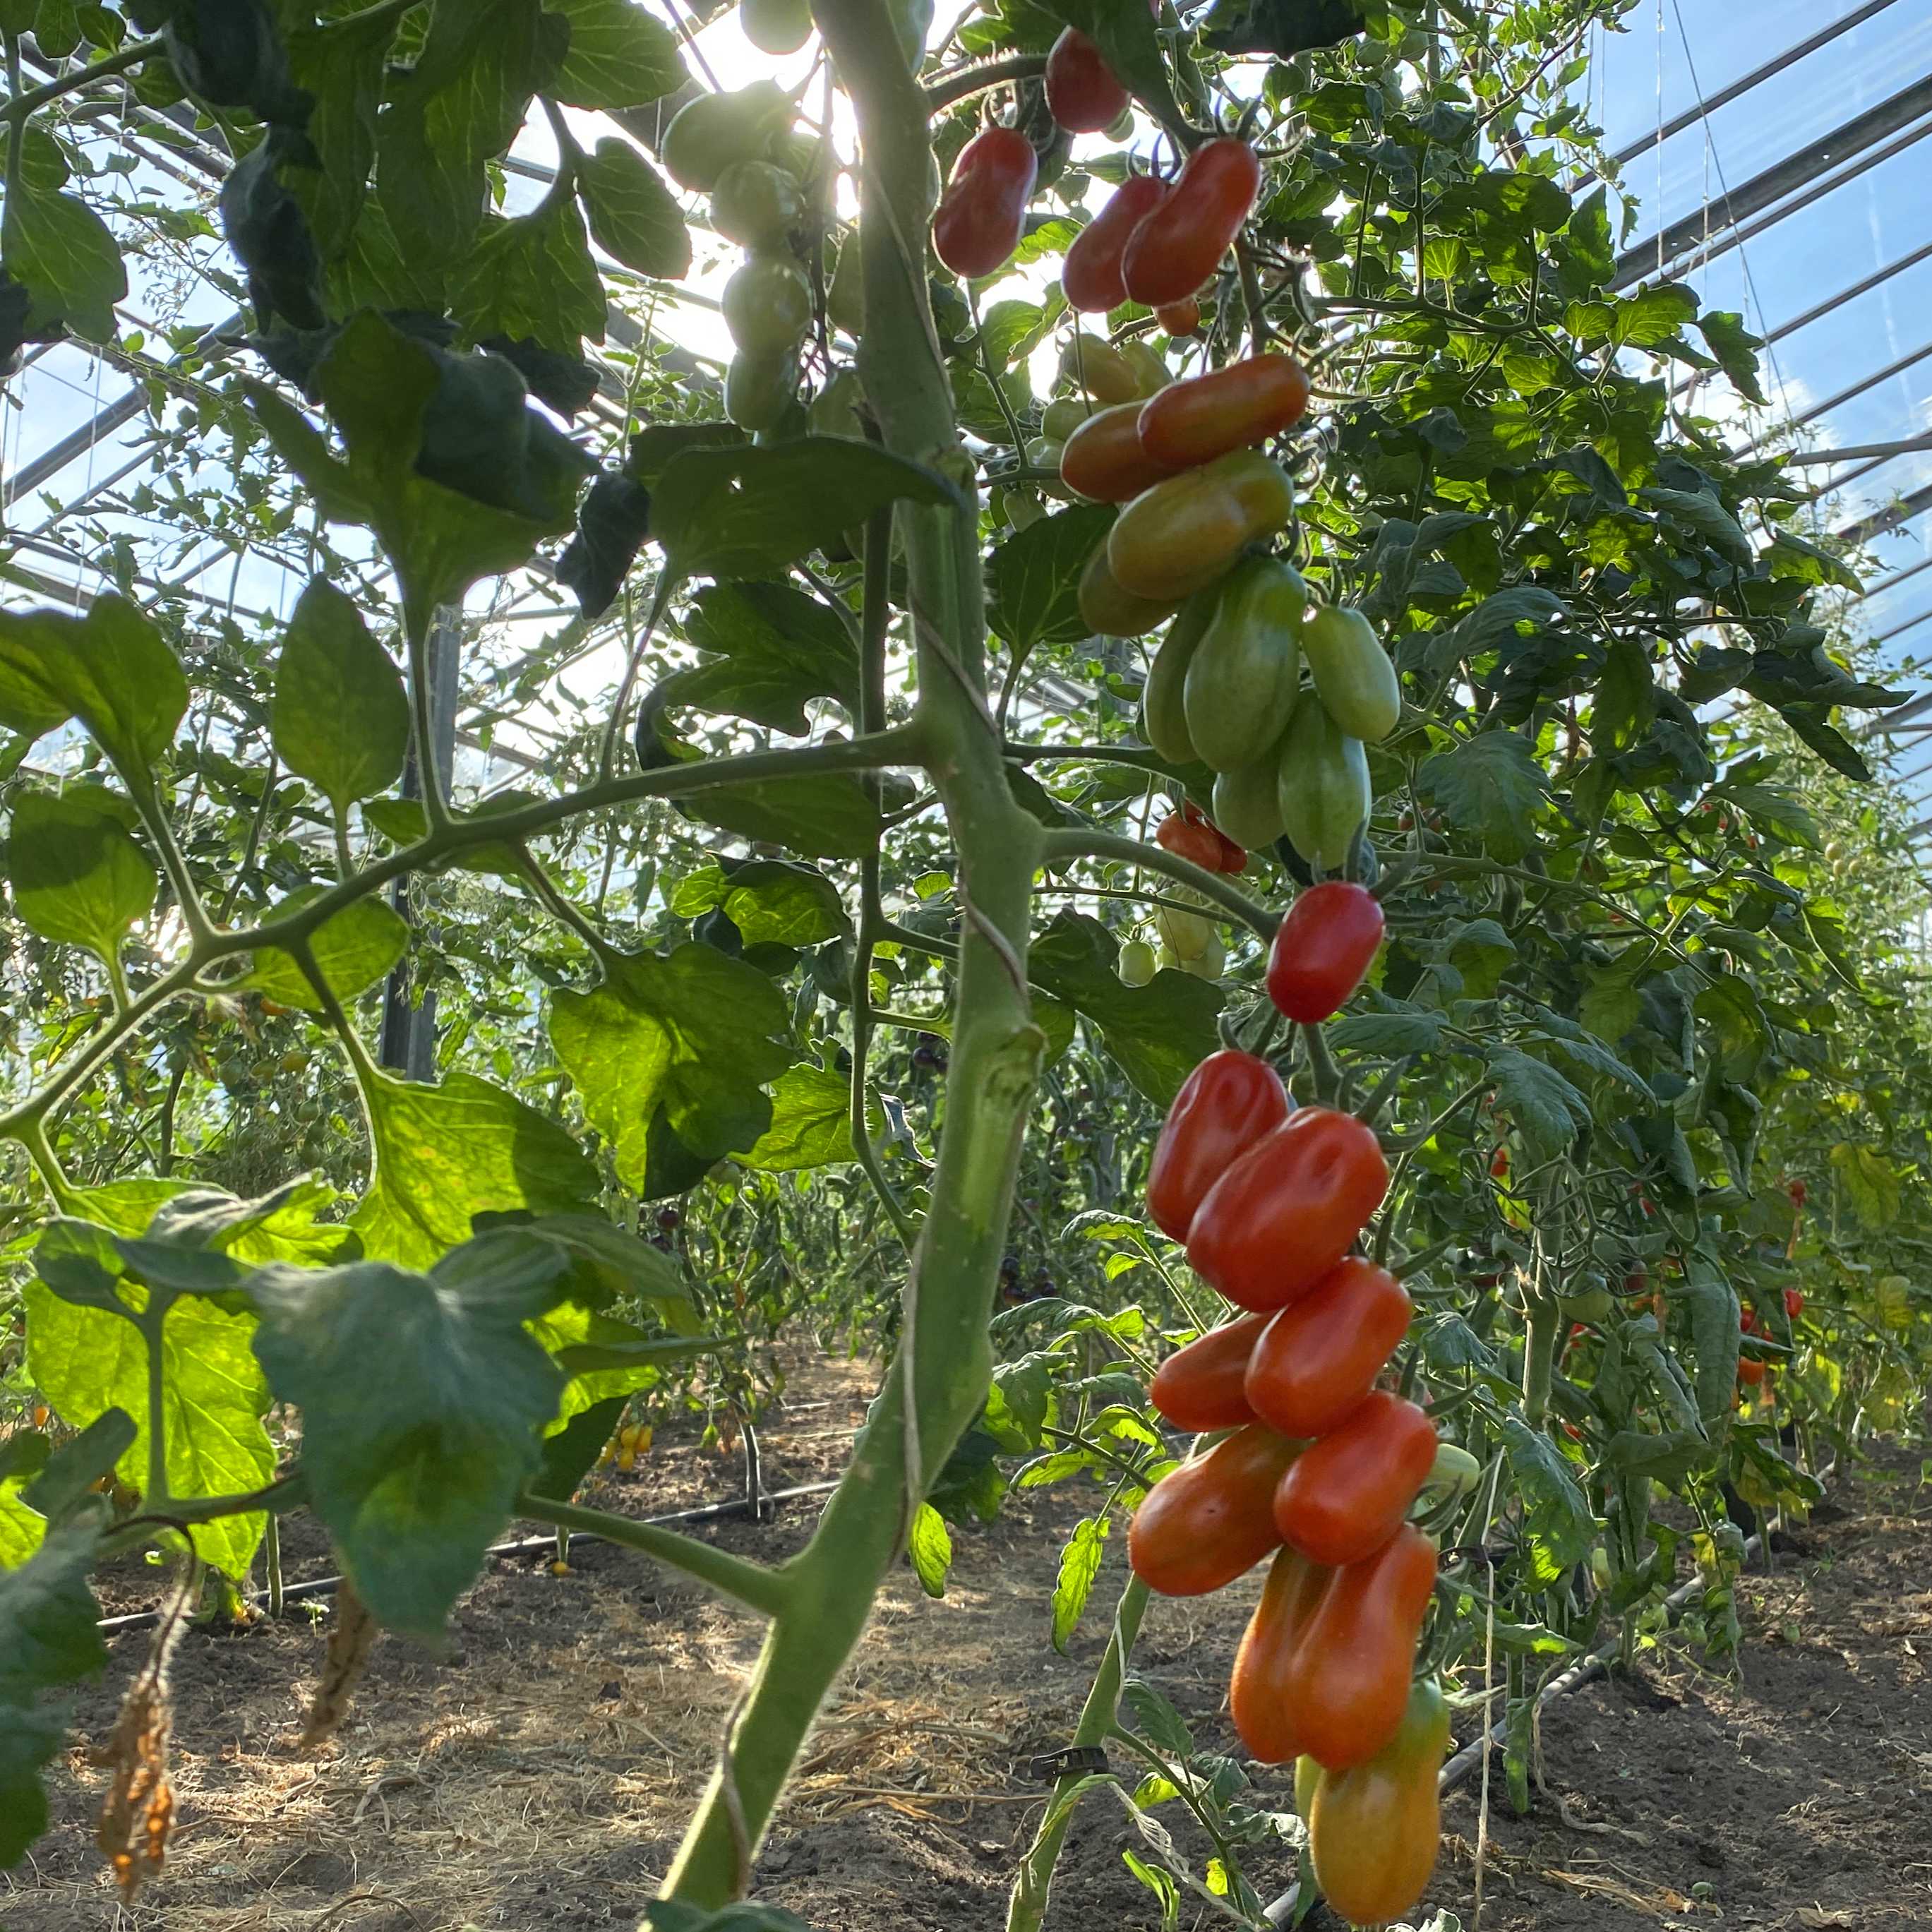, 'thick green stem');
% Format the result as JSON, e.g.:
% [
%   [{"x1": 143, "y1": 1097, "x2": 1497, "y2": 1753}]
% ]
[
  {"x1": 517, "y1": 1494, "x2": 793, "y2": 1618},
  {"x1": 1038, "y1": 827, "x2": 1278, "y2": 942},
  {"x1": 659, "y1": 2, "x2": 1045, "y2": 1906},
  {"x1": 1006, "y1": 1574, "x2": 1151, "y2": 1932}
]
